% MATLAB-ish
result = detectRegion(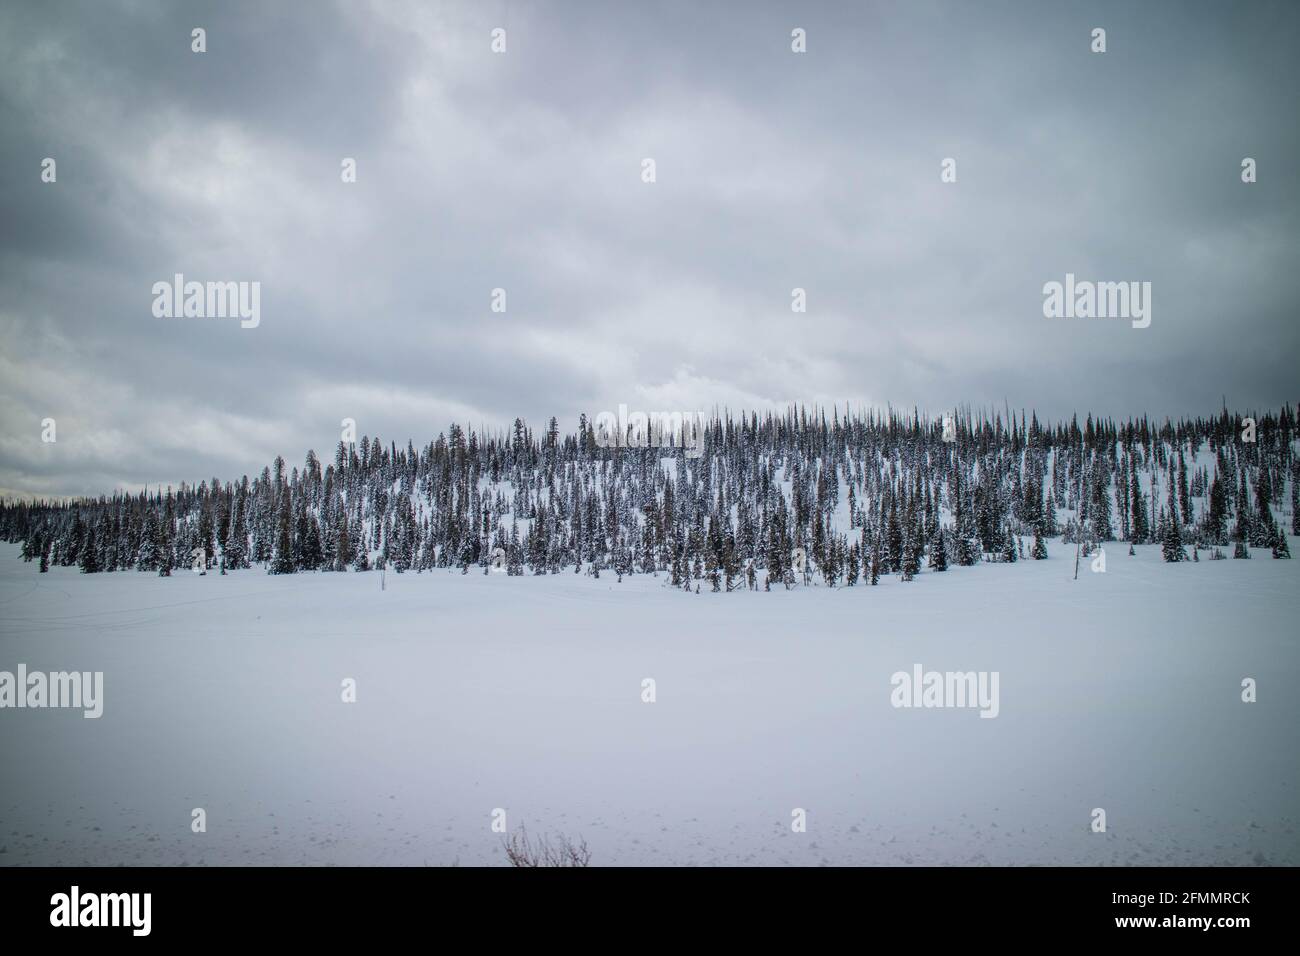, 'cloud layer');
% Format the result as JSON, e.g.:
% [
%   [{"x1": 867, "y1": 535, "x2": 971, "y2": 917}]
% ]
[{"x1": 2, "y1": 0, "x2": 1297, "y2": 496}]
